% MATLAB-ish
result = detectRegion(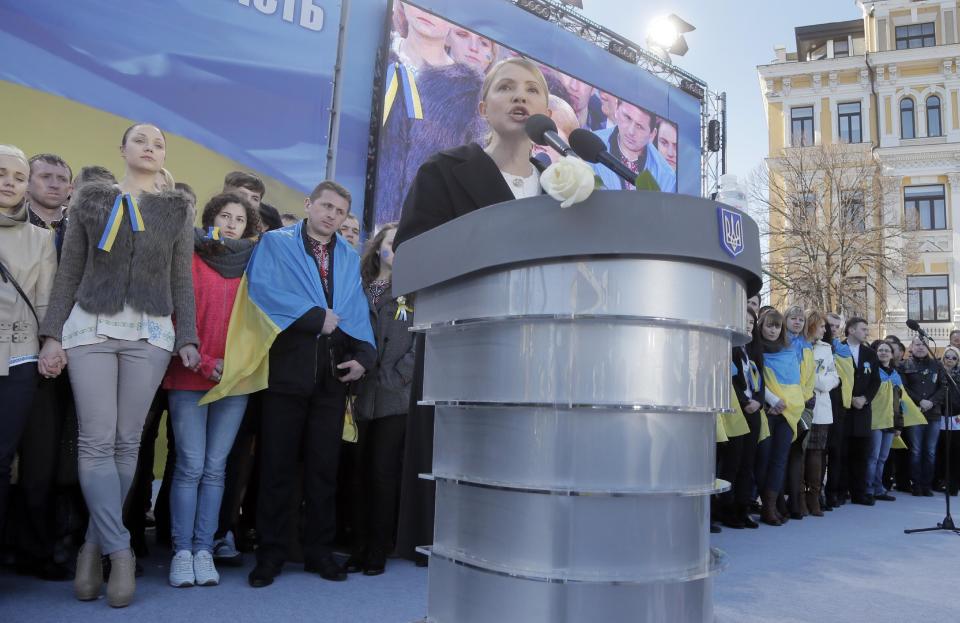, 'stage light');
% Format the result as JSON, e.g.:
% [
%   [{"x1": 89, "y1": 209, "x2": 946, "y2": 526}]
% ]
[
  {"x1": 607, "y1": 40, "x2": 639, "y2": 64},
  {"x1": 517, "y1": 0, "x2": 552, "y2": 20},
  {"x1": 646, "y1": 13, "x2": 695, "y2": 59}
]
